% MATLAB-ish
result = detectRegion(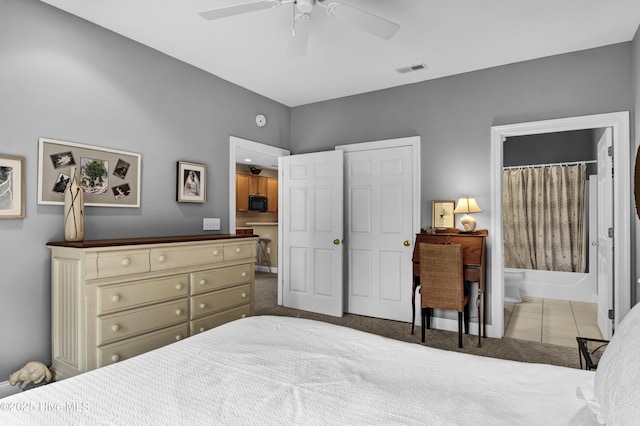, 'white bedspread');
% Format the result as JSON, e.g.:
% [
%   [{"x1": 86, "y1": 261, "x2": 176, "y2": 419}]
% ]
[{"x1": 0, "y1": 316, "x2": 597, "y2": 425}]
